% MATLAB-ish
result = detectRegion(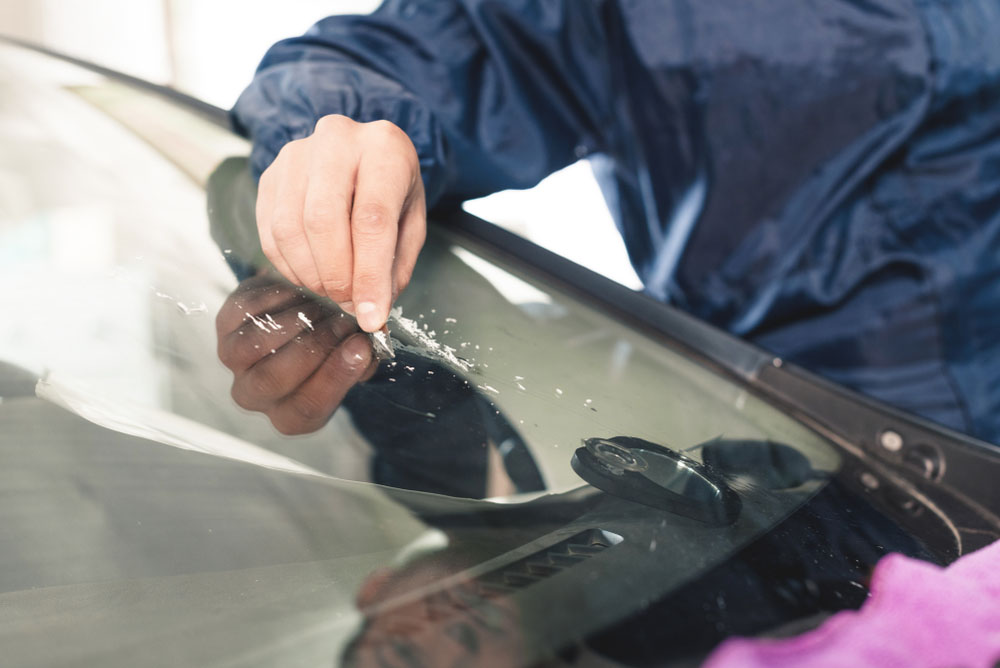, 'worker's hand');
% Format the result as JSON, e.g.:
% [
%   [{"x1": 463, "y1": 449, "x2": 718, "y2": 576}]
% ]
[
  {"x1": 256, "y1": 115, "x2": 426, "y2": 332},
  {"x1": 216, "y1": 273, "x2": 377, "y2": 435}
]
